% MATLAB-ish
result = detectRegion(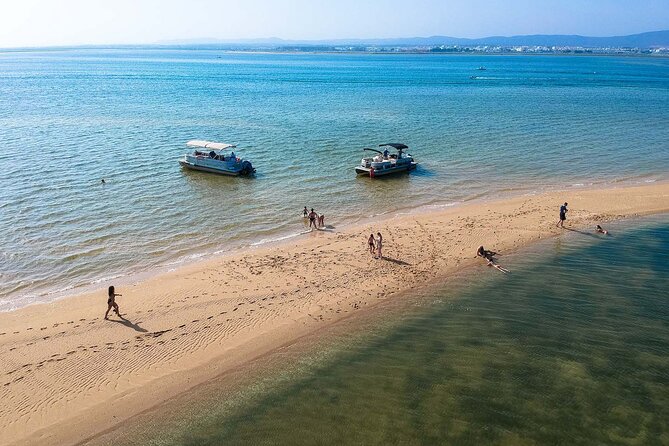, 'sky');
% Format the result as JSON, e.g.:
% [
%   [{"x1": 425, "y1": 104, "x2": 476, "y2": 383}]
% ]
[{"x1": 0, "y1": 0, "x2": 667, "y2": 48}]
